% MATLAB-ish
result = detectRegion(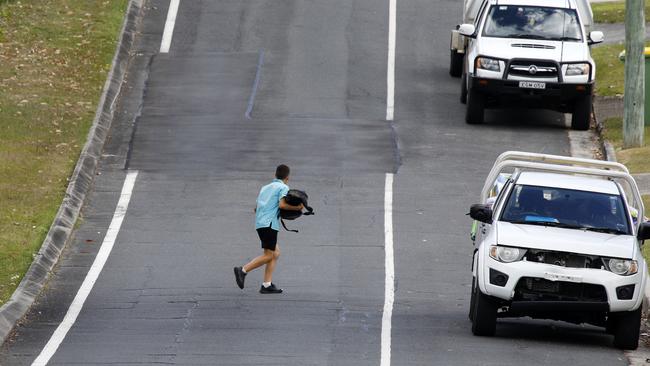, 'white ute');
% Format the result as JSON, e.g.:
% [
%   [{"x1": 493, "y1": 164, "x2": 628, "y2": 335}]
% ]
[
  {"x1": 449, "y1": 0, "x2": 604, "y2": 129},
  {"x1": 468, "y1": 152, "x2": 650, "y2": 349}
]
